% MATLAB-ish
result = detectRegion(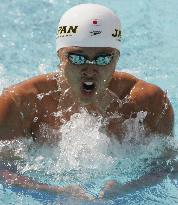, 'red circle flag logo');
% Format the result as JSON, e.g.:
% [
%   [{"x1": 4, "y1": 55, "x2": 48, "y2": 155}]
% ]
[
  {"x1": 92, "y1": 19, "x2": 101, "y2": 26},
  {"x1": 93, "y1": 20, "x2": 97, "y2": 24}
]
